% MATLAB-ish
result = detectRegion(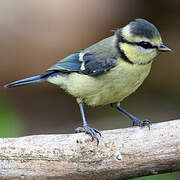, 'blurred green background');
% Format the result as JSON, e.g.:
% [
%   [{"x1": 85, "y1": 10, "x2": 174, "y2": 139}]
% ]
[{"x1": 0, "y1": 0, "x2": 180, "y2": 179}]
